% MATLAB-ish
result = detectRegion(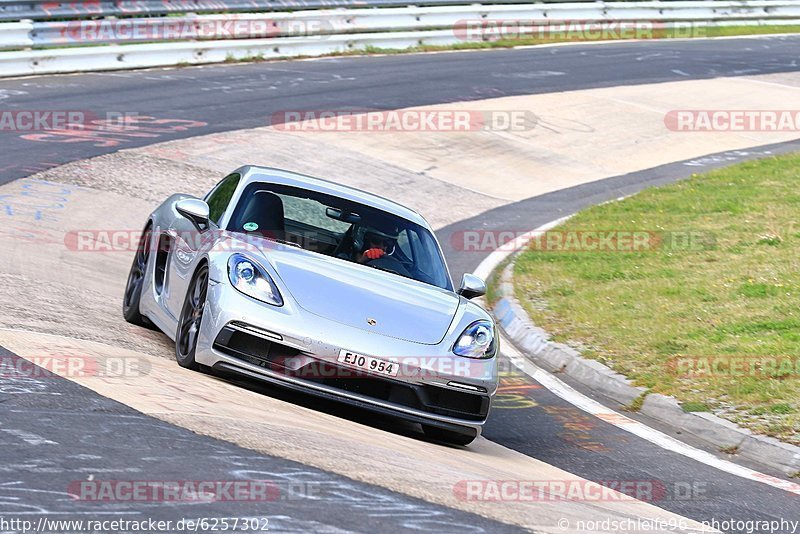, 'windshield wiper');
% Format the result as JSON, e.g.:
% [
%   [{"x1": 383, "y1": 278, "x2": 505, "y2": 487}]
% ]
[{"x1": 274, "y1": 238, "x2": 302, "y2": 248}]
